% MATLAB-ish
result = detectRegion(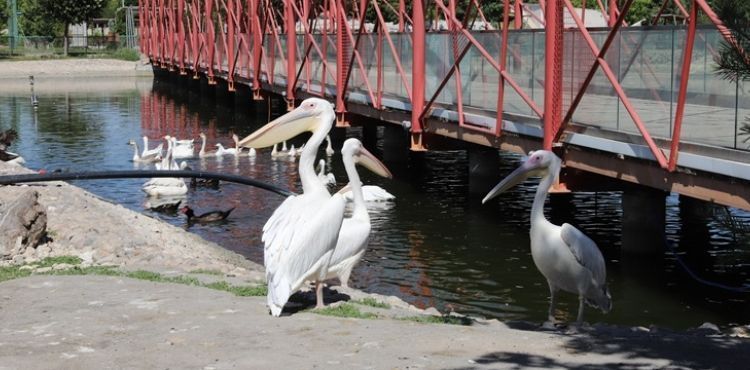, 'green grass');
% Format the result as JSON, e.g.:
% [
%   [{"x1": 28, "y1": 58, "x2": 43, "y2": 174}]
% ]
[
  {"x1": 189, "y1": 269, "x2": 225, "y2": 276},
  {"x1": 36, "y1": 256, "x2": 82, "y2": 267},
  {"x1": 313, "y1": 303, "x2": 378, "y2": 319},
  {"x1": 0, "y1": 265, "x2": 32, "y2": 283},
  {"x1": 110, "y1": 48, "x2": 140, "y2": 61},
  {"x1": 353, "y1": 297, "x2": 391, "y2": 309},
  {"x1": 0, "y1": 256, "x2": 265, "y2": 298},
  {"x1": 400, "y1": 315, "x2": 473, "y2": 326},
  {"x1": 203, "y1": 280, "x2": 267, "y2": 297}
]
